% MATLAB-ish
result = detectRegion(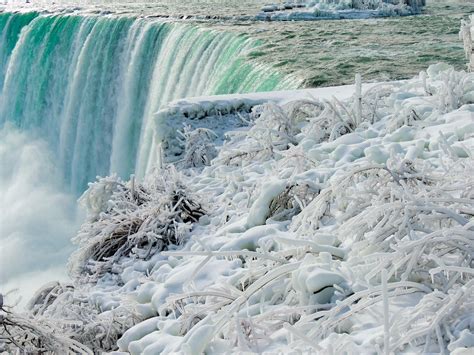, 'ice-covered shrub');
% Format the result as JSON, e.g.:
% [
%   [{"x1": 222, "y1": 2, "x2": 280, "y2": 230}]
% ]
[
  {"x1": 70, "y1": 167, "x2": 205, "y2": 282},
  {"x1": 302, "y1": 98, "x2": 360, "y2": 142},
  {"x1": 216, "y1": 101, "x2": 307, "y2": 166},
  {"x1": 432, "y1": 66, "x2": 473, "y2": 112},
  {"x1": 267, "y1": 182, "x2": 319, "y2": 221},
  {"x1": 176, "y1": 125, "x2": 218, "y2": 168},
  {"x1": 0, "y1": 292, "x2": 92, "y2": 354},
  {"x1": 24, "y1": 283, "x2": 142, "y2": 353},
  {"x1": 27, "y1": 282, "x2": 74, "y2": 317}
]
